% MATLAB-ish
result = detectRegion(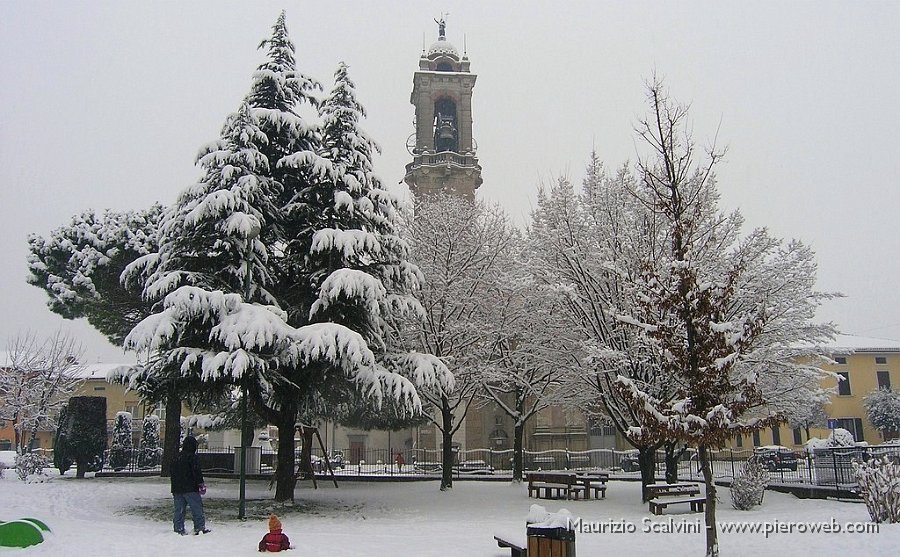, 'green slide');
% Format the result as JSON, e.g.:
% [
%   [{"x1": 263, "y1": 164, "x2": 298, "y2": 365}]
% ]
[{"x1": 0, "y1": 518, "x2": 51, "y2": 548}]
